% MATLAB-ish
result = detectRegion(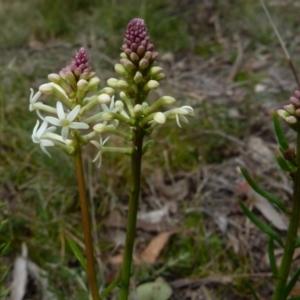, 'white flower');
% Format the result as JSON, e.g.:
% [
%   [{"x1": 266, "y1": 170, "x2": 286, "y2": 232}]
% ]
[
  {"x1": 32, "y1": 120, "x2": 56, "y2": 157},
  {"x1": 166, "y1": 105, "x2": 194, "y2": 128},
  {"x1": 101, "y1": 96, "x2": 119, "y2": 128},
  {"x1": 29, "y1": 88, "x2": 42, "y2": 111},
  {"x1": 45, "y1": 101, "x2": 89, "y2": 140},
  {"x1": 91, "y1": 136, "x2": 110, "y2": 168}
]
